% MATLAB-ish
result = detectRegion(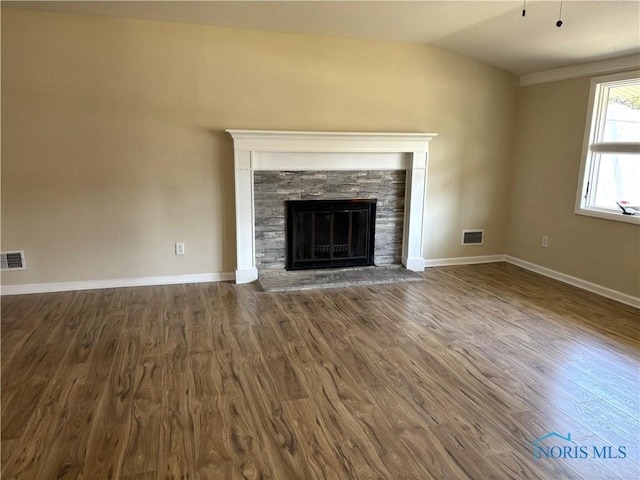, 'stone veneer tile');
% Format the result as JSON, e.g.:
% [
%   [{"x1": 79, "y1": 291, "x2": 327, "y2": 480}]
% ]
[
  {"x1": 258, "y1": 265, "x2": 423, "y2": 293},
  {"x1": 254, "y1": 170, "x2": 406, "y2": 272}
]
